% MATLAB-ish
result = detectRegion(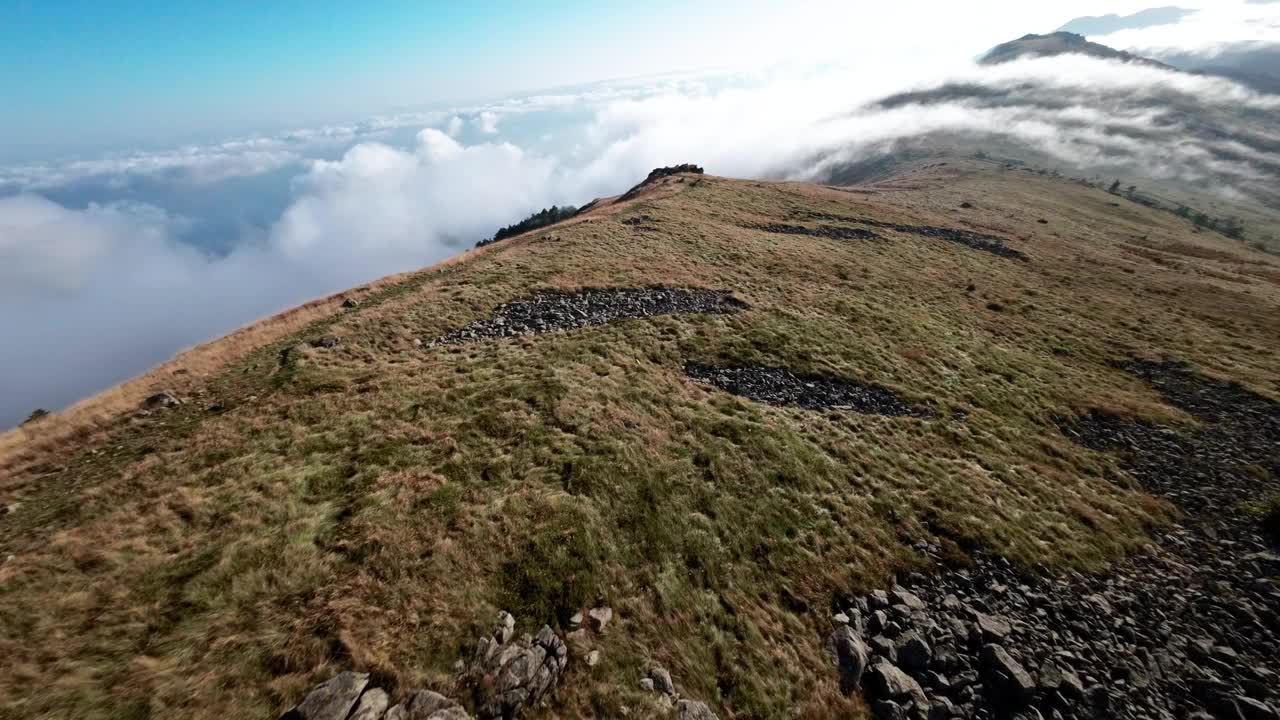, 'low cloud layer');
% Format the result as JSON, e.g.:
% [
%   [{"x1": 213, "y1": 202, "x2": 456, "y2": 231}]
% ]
[{"x1": 3, "y1": 30, "x2": 1280, "y2": 426}]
